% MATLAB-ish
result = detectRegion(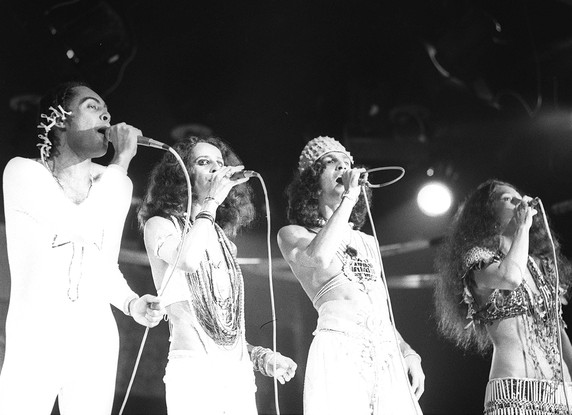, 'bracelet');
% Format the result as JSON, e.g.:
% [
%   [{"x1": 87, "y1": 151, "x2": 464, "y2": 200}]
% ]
[
  {"x1": 250, "y1": 346, "x2": 274, "y2": 377},
  {"x1": 126, "y1": 296, "x2": 138, "y2": 316},
  {"x1": 195, "y1": 211, "x2": 215, "y2": 225},
  {"x1": 342, "y1": 190, "x2": 358, "y2": 203},
  {"x1": 203, "y1": 196, "x2": 220, "y2": 206}
]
